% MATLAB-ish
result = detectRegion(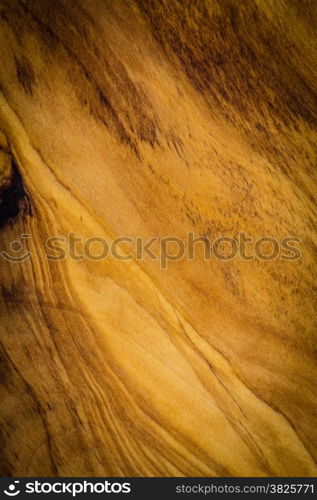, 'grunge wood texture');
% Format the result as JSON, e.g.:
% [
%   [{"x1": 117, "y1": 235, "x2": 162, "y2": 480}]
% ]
[{"x1": 0, "y1": 0, "x2": 316, "y2": 477}]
